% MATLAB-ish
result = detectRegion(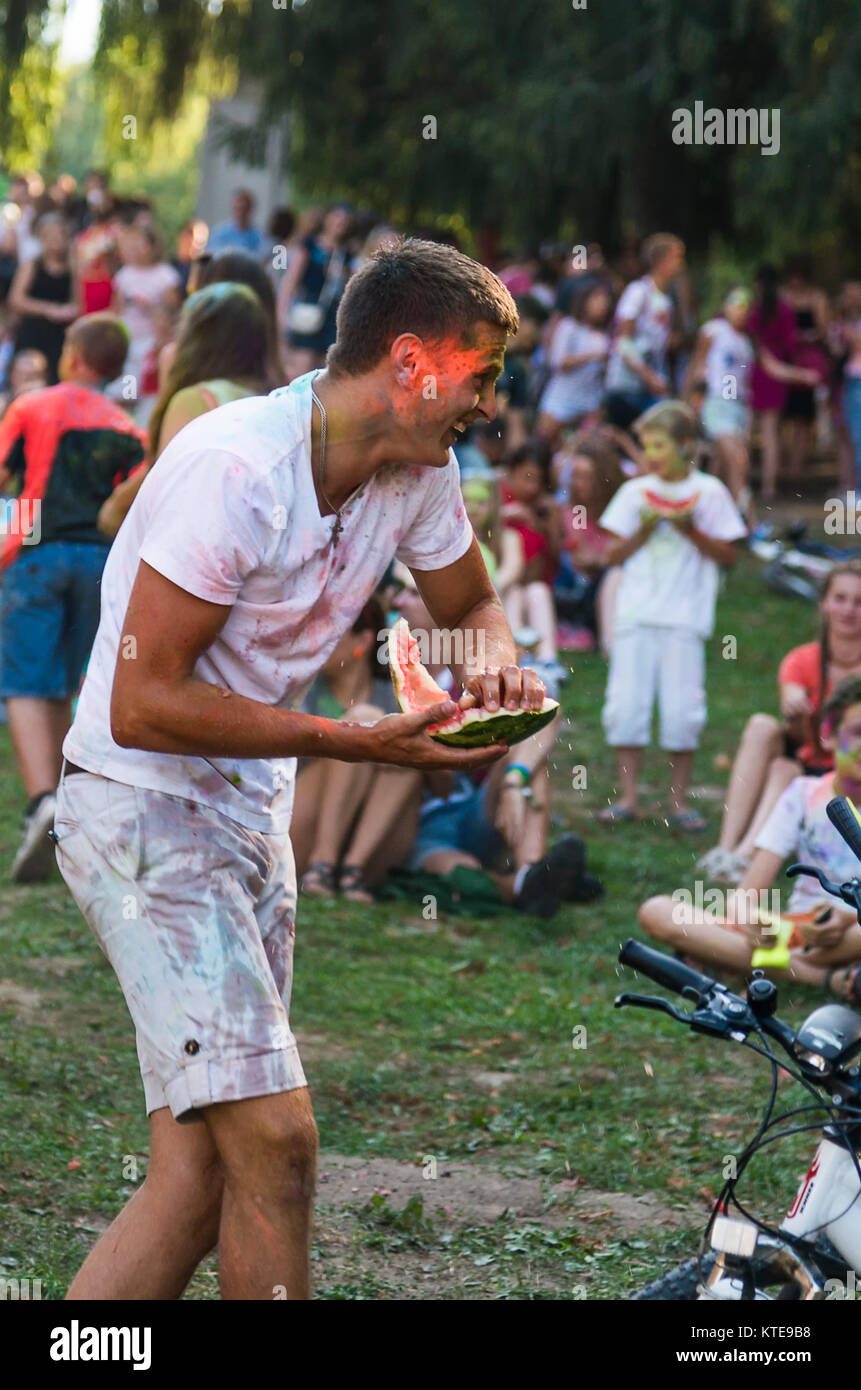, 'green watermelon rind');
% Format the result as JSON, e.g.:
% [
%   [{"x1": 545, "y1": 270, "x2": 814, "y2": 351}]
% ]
[
  {"x1": 386, "y1": 615, "x2": 560, "y2": 746},
  {"x1": 429, "y1": 699, "x2": 559, "y2": 747}
]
